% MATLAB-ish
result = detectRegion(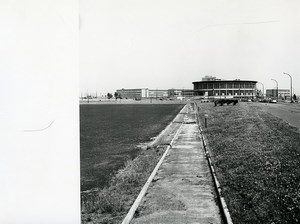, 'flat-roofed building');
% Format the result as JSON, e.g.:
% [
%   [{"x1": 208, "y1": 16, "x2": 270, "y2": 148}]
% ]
[
  {"x1": 116, "y1": 88, "x2": 149, "y2": 99},
  {"x1": 116, "y1": 88, "x2": 193, "y2": 99},
  {"x1": 148, "y1": 89, "x2": 168, "y2": 98},
  {"x1": 168, "y1": 89, "x2": 194, "y2": 98},
  {"x1": 193, "y1": 77, "x2": 257, "y2": 100},
  {"x1": 266, "y1": 89, "x2": 290, "y2": 100},
  {"x1": 116, "y1": 88, "x2": 168, "y2": 99},
  {"x1": 201, "y1": 76, "x2": 221, "y2": 81}
]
